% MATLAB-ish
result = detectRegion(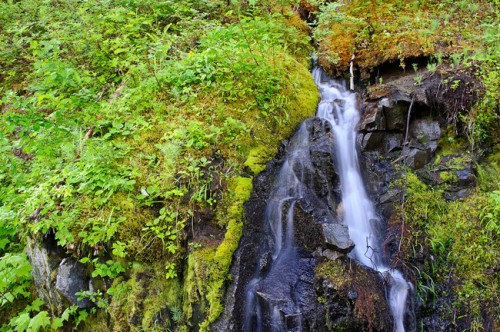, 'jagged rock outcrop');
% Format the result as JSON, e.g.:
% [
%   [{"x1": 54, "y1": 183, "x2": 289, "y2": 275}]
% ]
[
  {"x1": 358, "y1": 69, "x2": 479, "y2": 208},
  {"x1": 354, "y1": 69, "x2": 483, "y2": 331}
]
